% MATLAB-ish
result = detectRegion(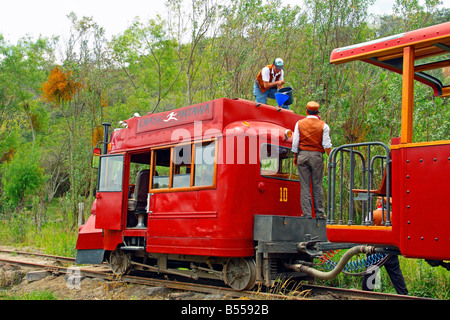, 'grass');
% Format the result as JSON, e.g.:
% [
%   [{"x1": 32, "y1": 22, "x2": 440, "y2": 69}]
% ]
[
  {"x1": 314, "y1": 252, "x2": 450, "y2": 299},
  {"x1": 0, "y1": 199, "x2": 78, "y2": 258},
  {"x1": 402, "y1": 258, "x2": 450, "y2": 299},
  {"x1": 0, "y1": 290, "x2": 58, "y2": 300}
]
